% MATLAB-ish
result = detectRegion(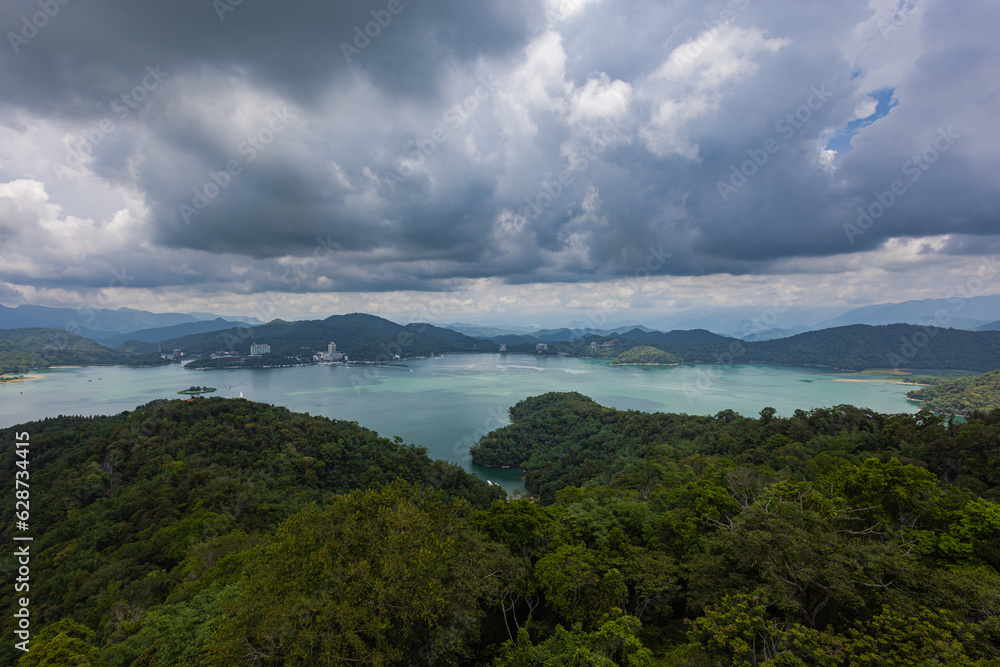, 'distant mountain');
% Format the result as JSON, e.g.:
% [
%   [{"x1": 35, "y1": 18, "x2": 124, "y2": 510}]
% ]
[
  {"x1": 551, "y1": 323, "x2": 1000, "y2": 372},
  {"x1": 742, "y1": 324, "x2": 1000, "y2": 371},
  {"x1": 647, "y1": 306, "x2": 849, "y2": 334},
  {"x1": 979, "y1": 320, "x2": 1000, "y2": 331},
  {"x1": 490, "y1": 325, "x2": 656, "y2": 345},
  {"x1": 122, "y1": 313, "x2": 496, "y2": 361},
  {"x1": 0, "y1": 304, "x2": 263, "y2": 335},
  {"x1": 817, "y1": 294, "x2": 1000, "y2": 329},
  {"x1": 96, "y1": 318, "x2": 253, "y2": 346},
  {"x1": 905, "y1": 370, "x2": 1000, "y2": 414},
  {"x1": 187, "y1": 311, "x2": 265, "y2": 325},
  {"x1": 0, "y1": 328, "x2": 127, "y2": 373},
  {"x1": 439, "y1": 323, "x2": 540, "y2": 337},
  {"x1": 616, "y1": 327, "x2": 723, "y2": 346},
  {"x1": 738, "y1": 327, "x2": 812, "y2": 342}
]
